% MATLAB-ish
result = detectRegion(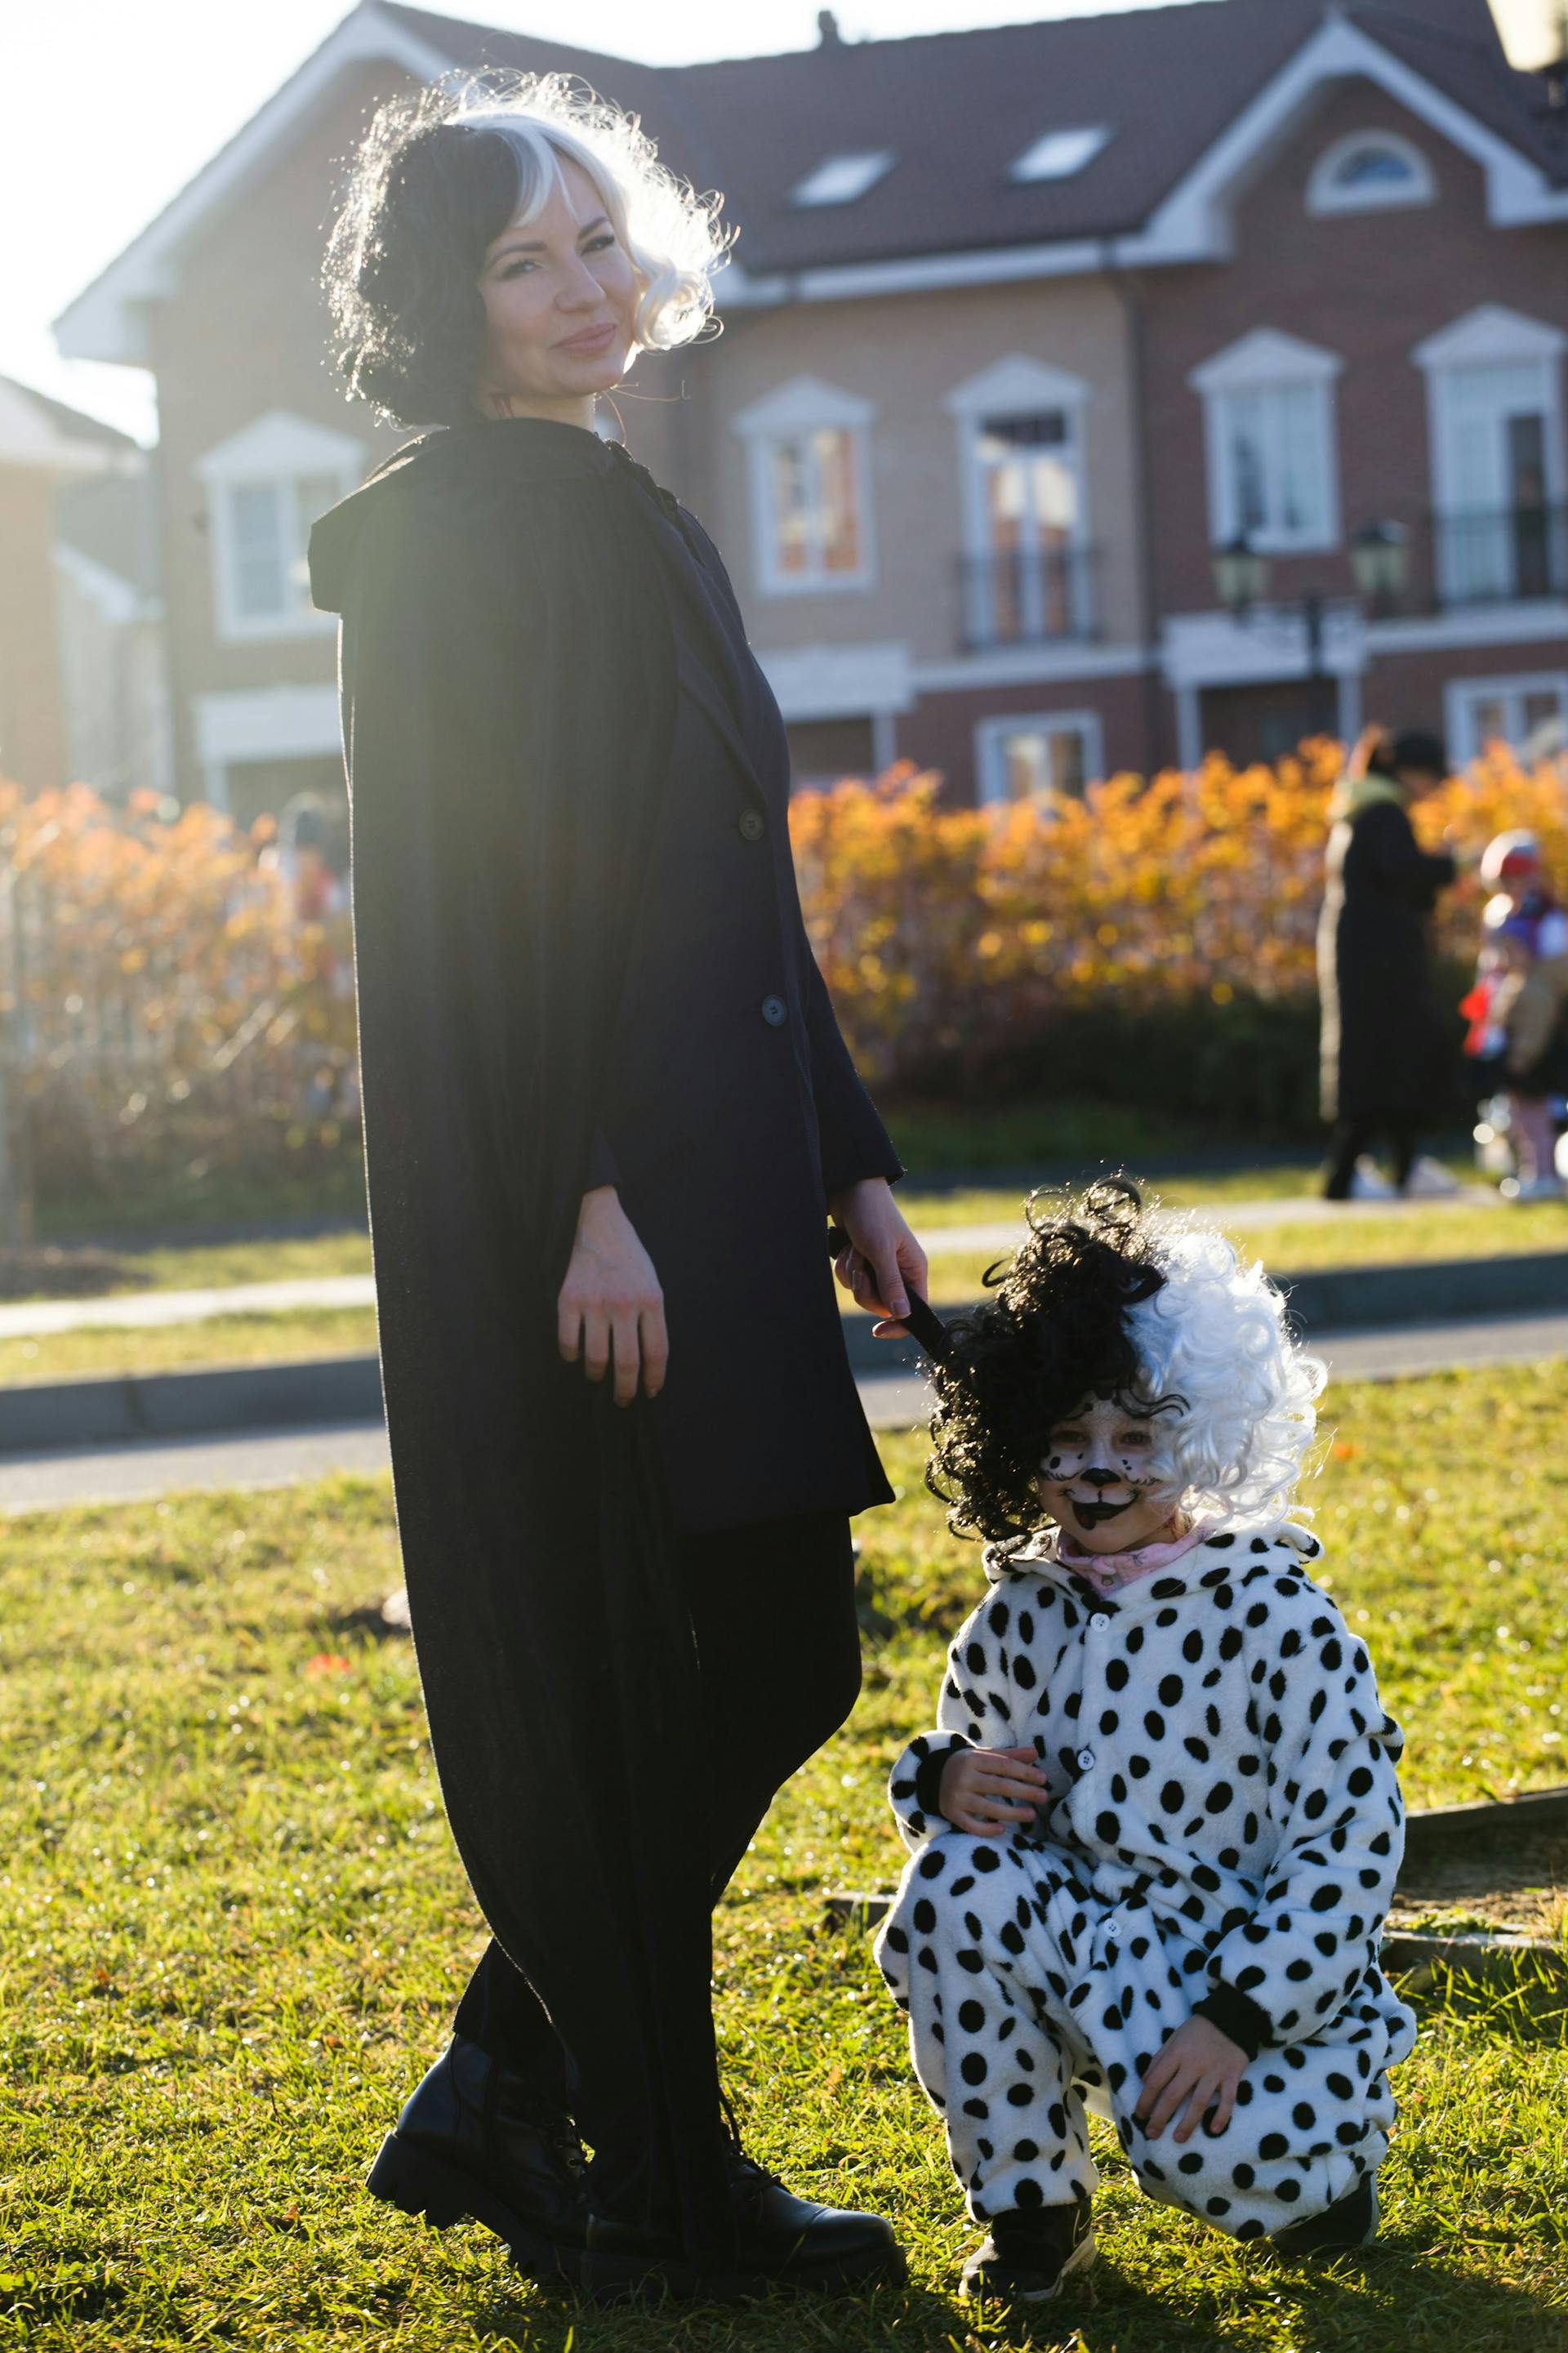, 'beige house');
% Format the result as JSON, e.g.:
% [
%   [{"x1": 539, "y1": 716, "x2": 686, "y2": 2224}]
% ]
[
  {"x1": 0, "y1": 377, "x2": 167, "y2": 798},
  {"x1": 54, "y1": 0, "x2": 1568, "y2": 809}
]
